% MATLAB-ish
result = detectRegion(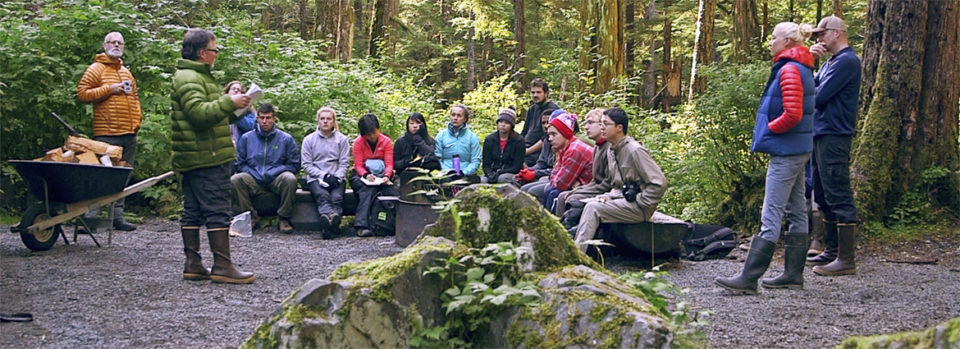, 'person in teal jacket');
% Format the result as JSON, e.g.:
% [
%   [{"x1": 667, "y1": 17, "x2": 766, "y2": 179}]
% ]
[
  {"x1": 434, "y1": 104, "x2": 482, "y2": 183},
  {"x1": 171, "y1": 28, "x2": 255, "y2": 285}
]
